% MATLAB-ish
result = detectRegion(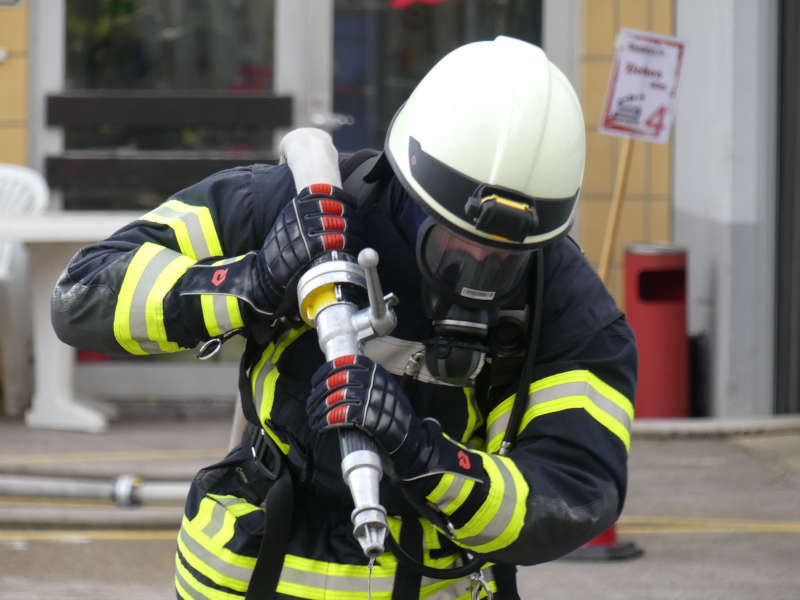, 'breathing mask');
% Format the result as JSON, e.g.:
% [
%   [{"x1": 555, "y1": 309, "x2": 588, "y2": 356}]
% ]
[{"x1": 416, "y1": 218, "x2": 533, "y2": 384}]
